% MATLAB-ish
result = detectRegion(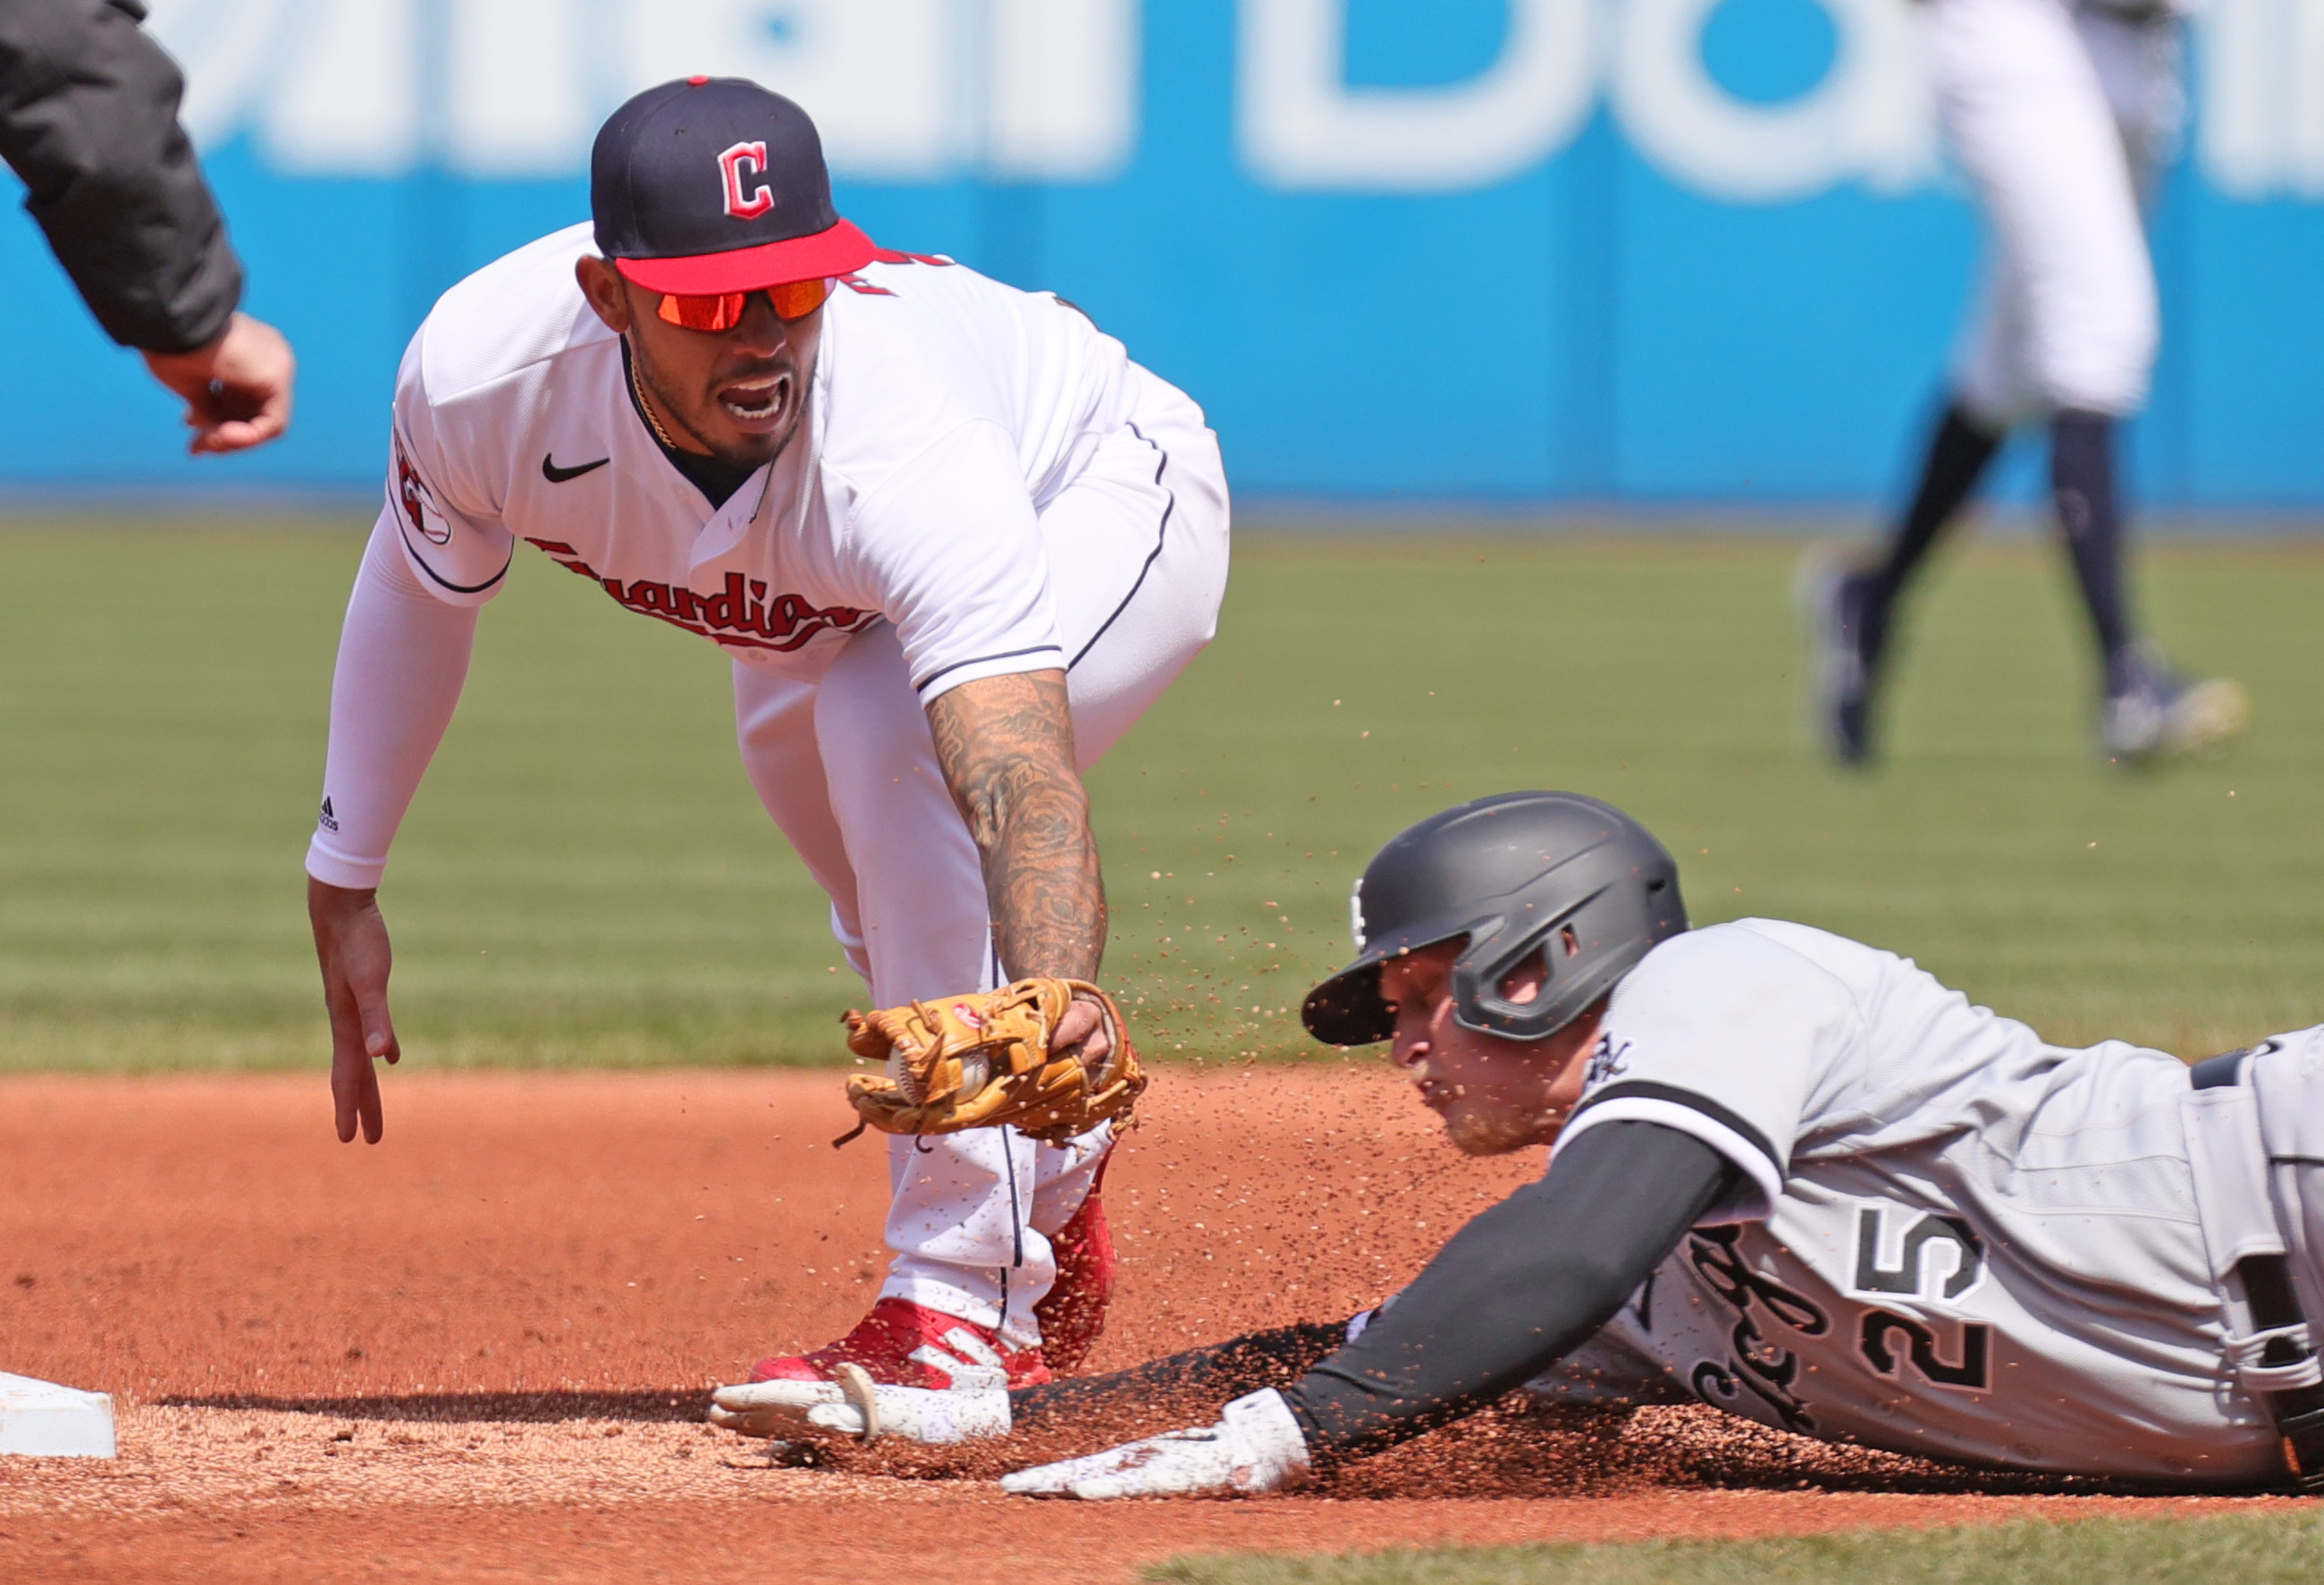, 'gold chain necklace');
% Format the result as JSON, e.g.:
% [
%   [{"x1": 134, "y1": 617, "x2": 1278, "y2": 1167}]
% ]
[{"x1": 627, "y1": 347, "x2": 683, "y2": 451}]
